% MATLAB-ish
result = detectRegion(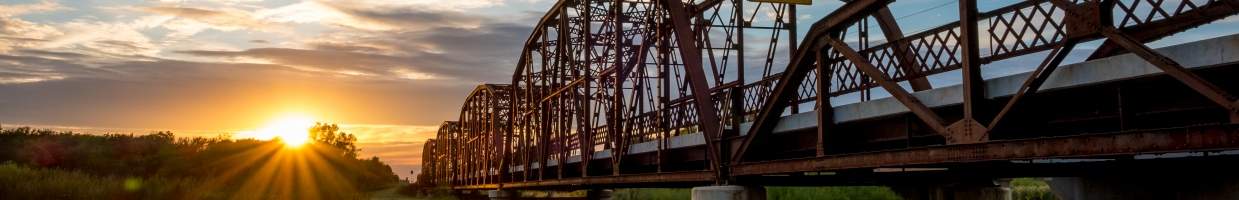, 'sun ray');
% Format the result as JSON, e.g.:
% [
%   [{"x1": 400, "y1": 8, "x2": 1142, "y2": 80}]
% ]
[{"x1": 239, "y1": 114, "x2": 316, "y2": 148}]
